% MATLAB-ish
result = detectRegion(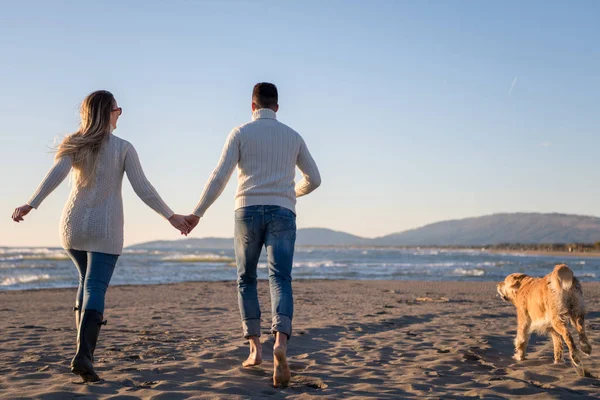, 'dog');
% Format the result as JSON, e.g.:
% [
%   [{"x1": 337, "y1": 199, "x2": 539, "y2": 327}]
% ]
[{"x1": 497, "y1": 264, "x2": 591, "y2": 374}]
